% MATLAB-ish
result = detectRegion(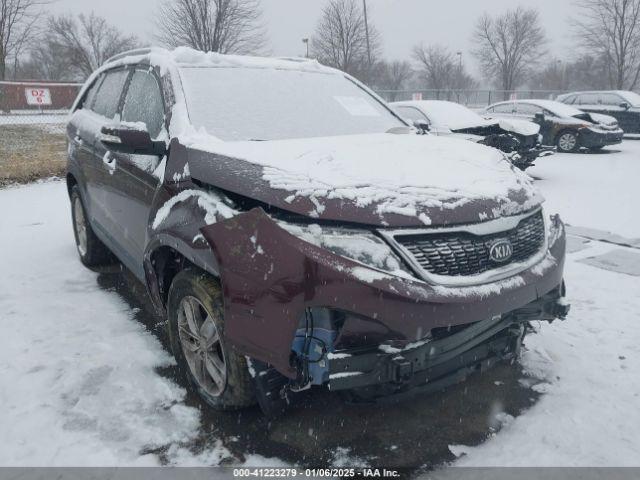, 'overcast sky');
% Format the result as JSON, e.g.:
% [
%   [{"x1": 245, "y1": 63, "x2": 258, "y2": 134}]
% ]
[{"x1": 48, "y1": 0, "x2": 576, "y2": 73}]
